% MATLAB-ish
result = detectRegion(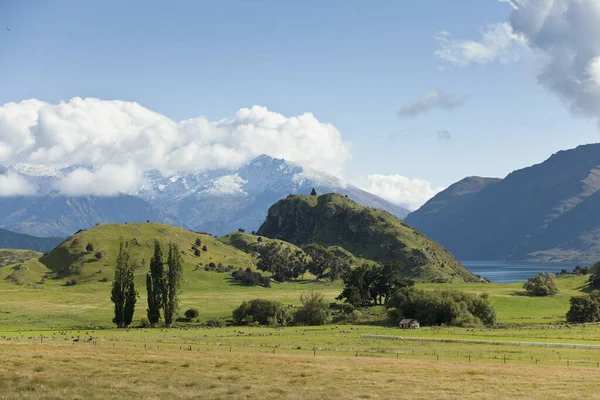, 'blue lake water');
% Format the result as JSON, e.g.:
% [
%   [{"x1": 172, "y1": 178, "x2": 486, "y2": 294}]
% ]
[{"x1": 461, "y1": 261, "x2": 579, "y2": 284}]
